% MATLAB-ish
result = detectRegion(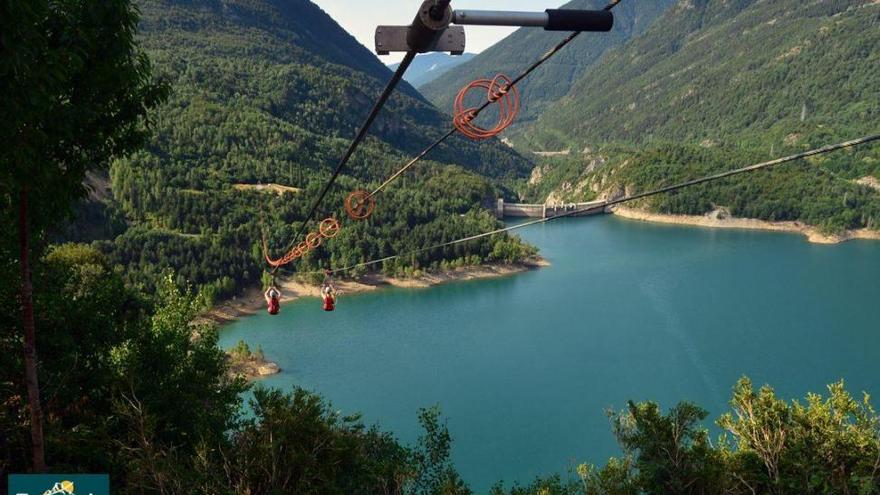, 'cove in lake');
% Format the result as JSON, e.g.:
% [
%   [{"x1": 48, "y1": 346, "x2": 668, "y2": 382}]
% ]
[{"x1": 219, "y1": 215, "x2": 880, "y2": 492}]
